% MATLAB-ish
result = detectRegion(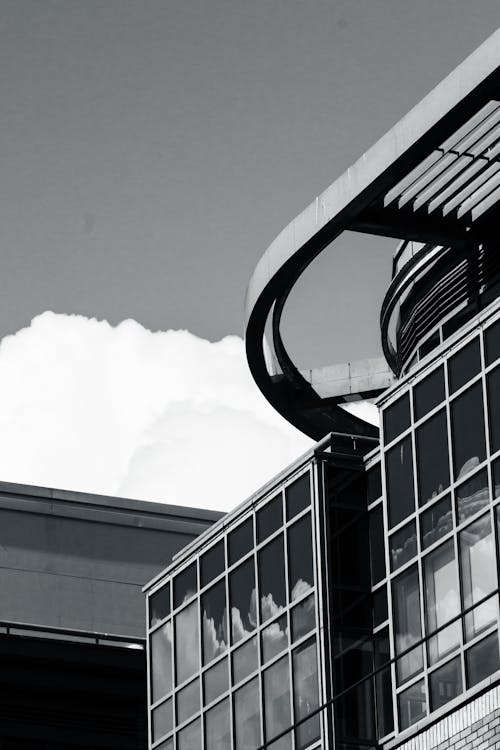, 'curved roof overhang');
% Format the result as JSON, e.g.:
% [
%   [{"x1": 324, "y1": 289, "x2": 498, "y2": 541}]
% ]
[{"x1": 245, "y1": 28, "x2": 500, "y2": 442}]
